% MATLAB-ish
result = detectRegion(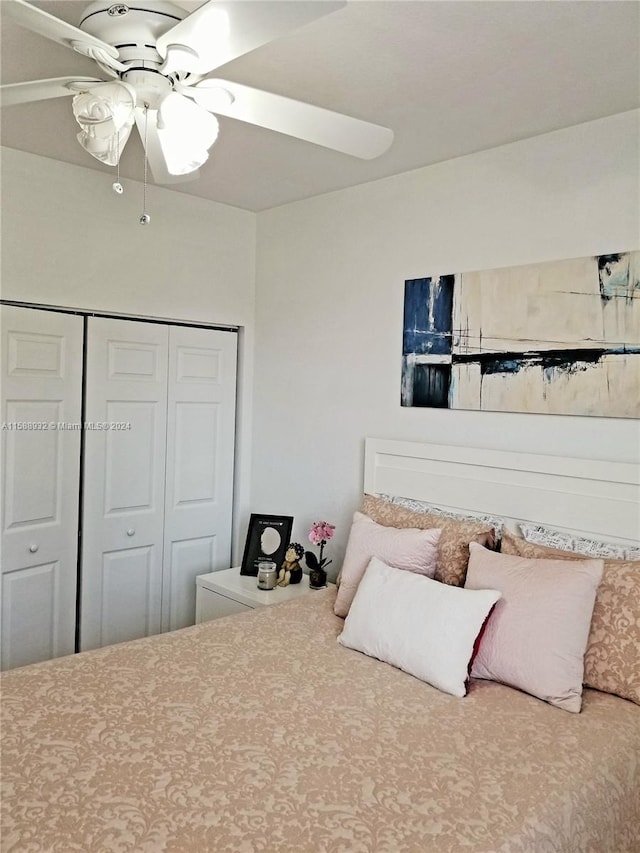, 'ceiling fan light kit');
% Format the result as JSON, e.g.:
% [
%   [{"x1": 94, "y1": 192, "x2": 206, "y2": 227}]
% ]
[
  {"x1": 72, "y1": 80, "x2": 136, "y2": 166},
  {"x1": 2, "y1": 0, "x2": 394, "y2": 190},
  {"x1": 157, "y1": 92, "x2": 219, "y2": 175}
]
